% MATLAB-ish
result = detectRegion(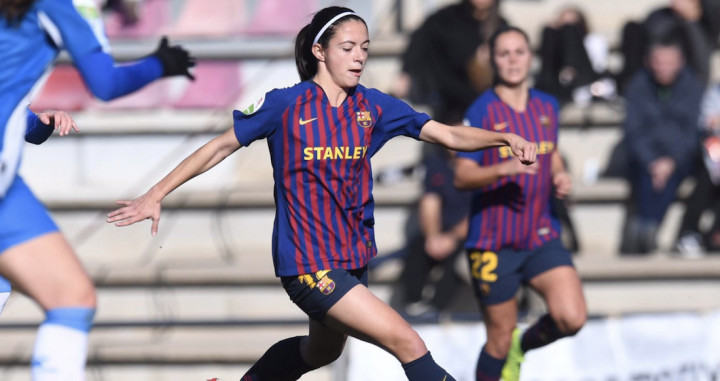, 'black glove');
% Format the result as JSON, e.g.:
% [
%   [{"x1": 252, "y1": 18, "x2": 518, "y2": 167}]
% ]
[{"x1": 154, "y1": 36, "x2": 195, "y2": 80}]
